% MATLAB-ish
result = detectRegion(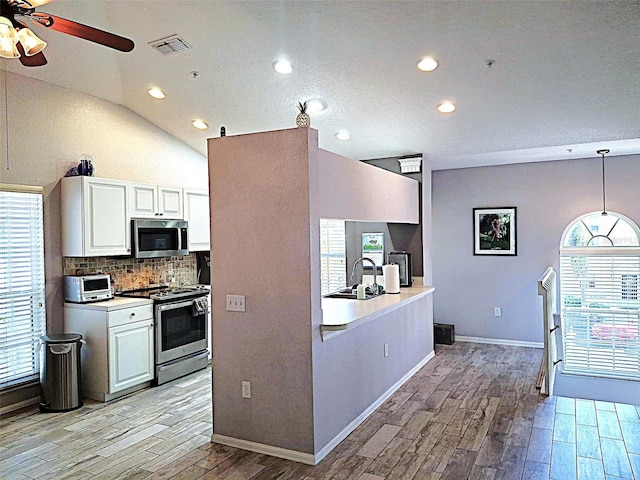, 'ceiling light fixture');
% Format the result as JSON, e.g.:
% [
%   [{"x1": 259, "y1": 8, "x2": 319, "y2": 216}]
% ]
[
  {"x1": 335, "y1": 130, "x2": 351, "y2": 141},
  {"x1": 191, "y1": 119, "x2": 208, "y2": 130},
  {"x1": 0, "y1": 1, "x2": 133, "y2": 67},
  {"x1": 597, "y1": 148, "x2": 610, "y2": 216},
  {"x1": 273, "y1": 60, "x2": 293, "y2": 74},
  {"x1": 417, "y1": 56, "x2": 438, "y2": 72},
  {"x1": 0, "y1": 16, "x2": 21, "y2": 58},
  {"x1": 147, "y1": 87, "x2": 166, "y2": 100},
  {"x1": 148, "y1": 87, "x2": 166, "y2": 99},
  {"x1": 437, "y1": 102, "x2": 456, "y2": 114},
  {"x1": 305, "y1": 98, "x2": 327, "y2": 113},
  {"x1": 16, "y1": 25, "x2": 46, "y2": 56}
]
